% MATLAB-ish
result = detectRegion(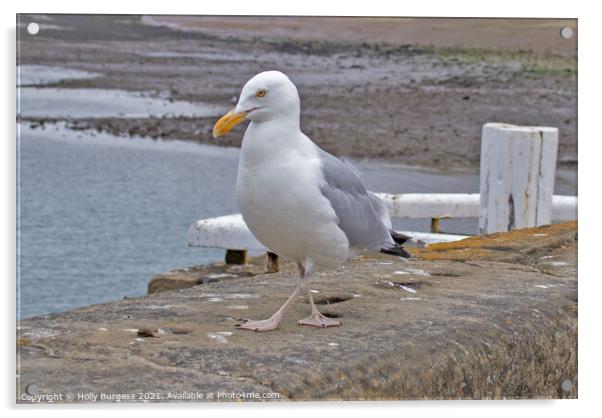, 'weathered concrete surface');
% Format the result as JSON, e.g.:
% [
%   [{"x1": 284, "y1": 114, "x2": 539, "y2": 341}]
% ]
[
  {"x1": 17, "y1": 222, "x2": 577, "y2": 402},
  {"x1": 147, "y1": 254, "x2": 270, "y2": 295}
]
